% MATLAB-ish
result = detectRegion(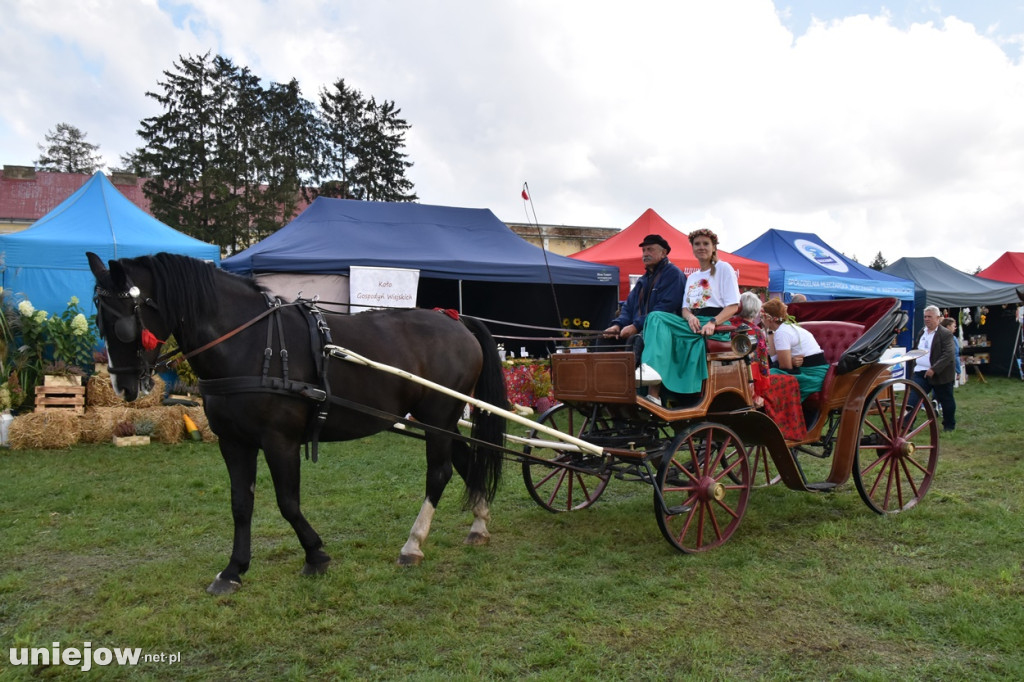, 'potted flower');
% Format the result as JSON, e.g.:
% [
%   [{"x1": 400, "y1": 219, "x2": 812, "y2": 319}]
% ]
[
  {"x1": 112, "y1": 420, "x2": 151, "y2": 447},
  {"x1": 42, "y1": 360, "x2": 86, "y2": 387},
  {"x1": 93, "y1": 348, "x2": 108, "y2": 375}
]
